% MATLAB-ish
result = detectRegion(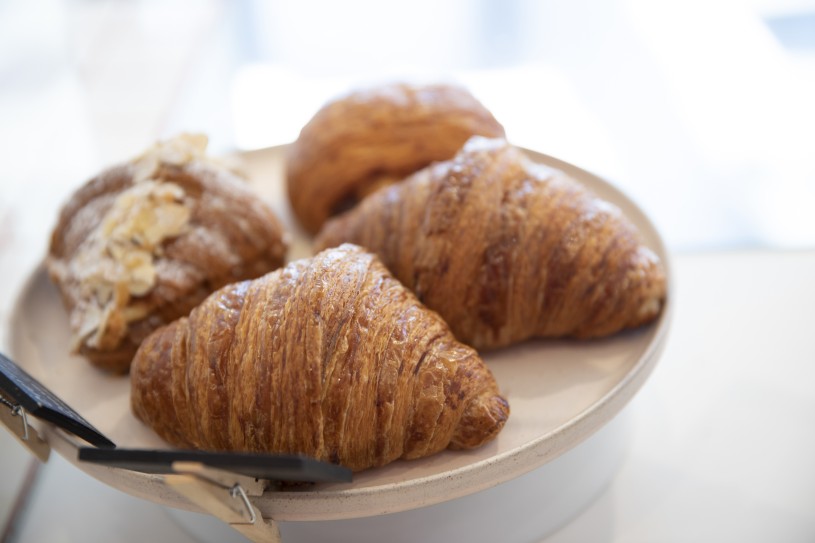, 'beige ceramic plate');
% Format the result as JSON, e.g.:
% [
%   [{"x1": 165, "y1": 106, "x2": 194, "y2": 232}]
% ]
[{"x1": 7, "y1": 145, "x2": 671, "y2": 522}]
